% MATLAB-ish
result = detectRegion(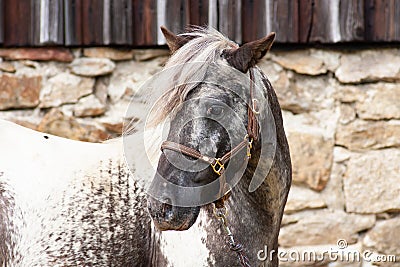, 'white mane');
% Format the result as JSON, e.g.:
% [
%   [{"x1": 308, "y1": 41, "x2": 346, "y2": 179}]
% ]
[{"x1": 133, "y1": 27, "x2": 238, "y2": 127}]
